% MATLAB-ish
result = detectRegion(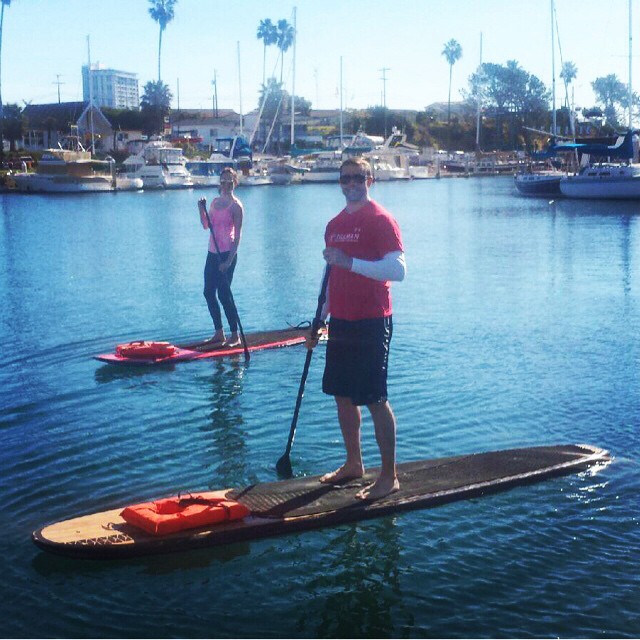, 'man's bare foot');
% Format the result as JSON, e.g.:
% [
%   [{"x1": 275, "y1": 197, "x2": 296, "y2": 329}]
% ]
[
  {"x1": 319, "y1": 463, "x2": 364, "y2": 484},
  {"x1": 356, "y1": 476, "x2": 399, "y2": 501}
]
